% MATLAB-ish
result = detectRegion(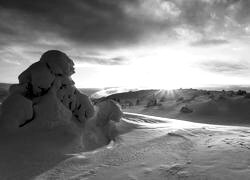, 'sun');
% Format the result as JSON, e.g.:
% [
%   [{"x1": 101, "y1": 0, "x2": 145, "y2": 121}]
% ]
[{"x1": 128, "y1": 47, "x2": 198, "y2": 89}]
